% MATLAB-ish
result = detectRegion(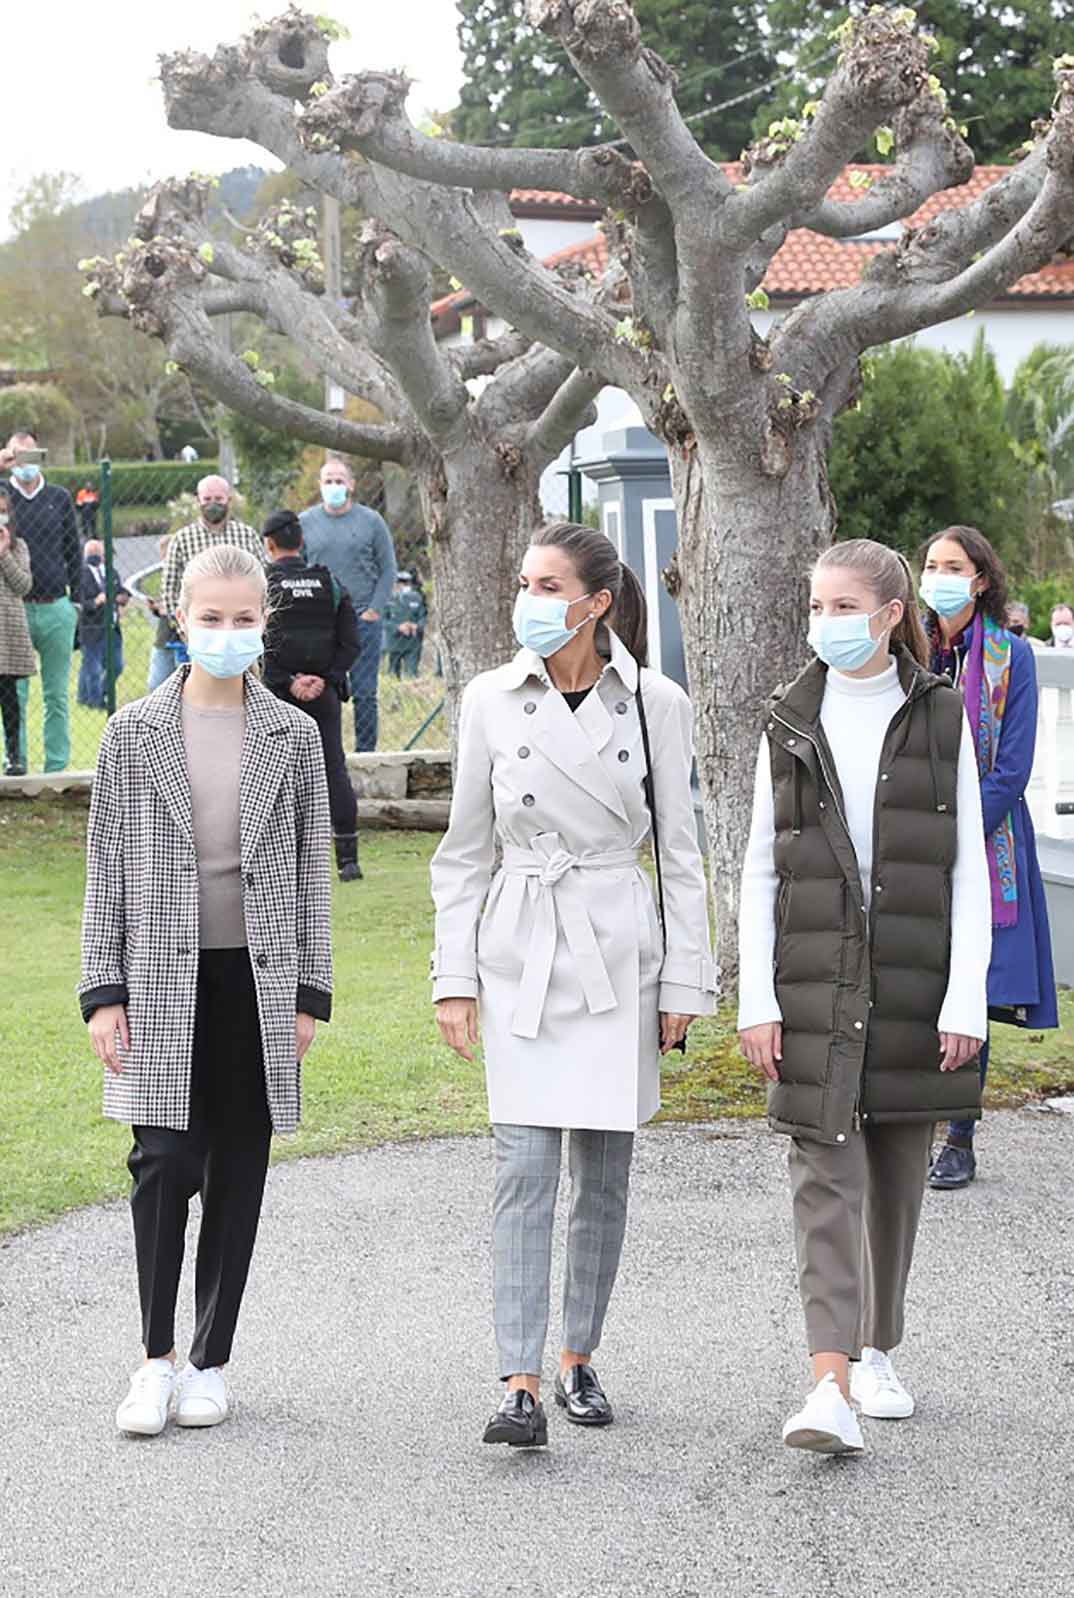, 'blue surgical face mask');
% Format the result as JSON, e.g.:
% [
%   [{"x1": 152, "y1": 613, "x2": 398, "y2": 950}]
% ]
[
  {"x1": 13, "y1": 463, "x2": 39, "y2": 484},
  {"x1": 322, "y1": 483, "x2": 348, "y2": 510},
  {"x1": 920, "y1": 573, "x2": 976, "y2": 618},
  {"x1": 186, "y1": 625, "x2": 263, "y2": 679},
  {"x1": 807, "y1": 607, "x2": 888, "y2": 673},
  {"x1": 513, "y1": 589, "x2": 594, "y2": 659}
]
